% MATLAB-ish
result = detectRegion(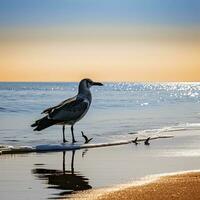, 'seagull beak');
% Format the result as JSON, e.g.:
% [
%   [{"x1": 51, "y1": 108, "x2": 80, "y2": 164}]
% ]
[{"x1": 93, "y1": 82, "x2": 103, "y2": 86}]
